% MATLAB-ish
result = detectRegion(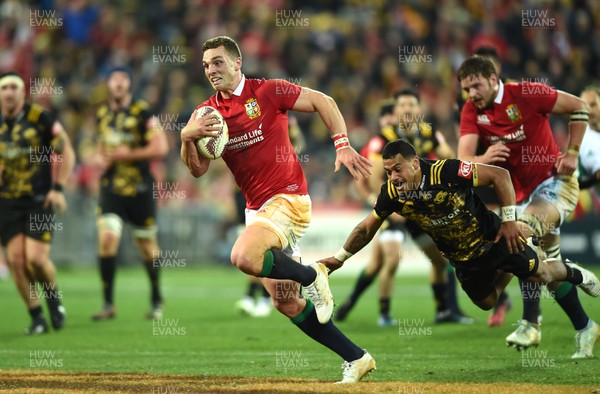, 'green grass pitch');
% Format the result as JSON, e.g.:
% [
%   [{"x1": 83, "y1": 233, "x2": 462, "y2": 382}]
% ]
[{"x1": 1, "y1": 265, "x2": 599, "y2": 386}]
